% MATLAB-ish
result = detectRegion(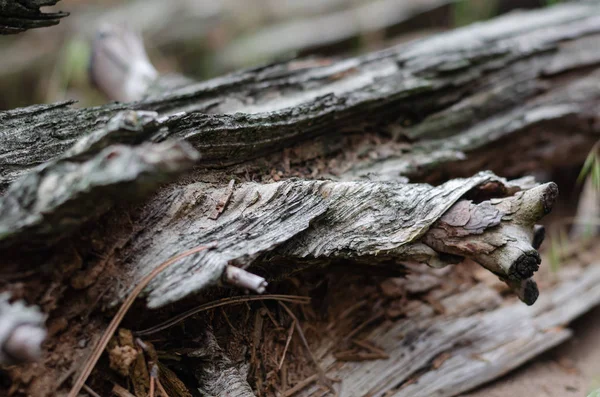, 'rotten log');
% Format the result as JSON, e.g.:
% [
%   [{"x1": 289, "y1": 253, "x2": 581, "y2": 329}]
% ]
[
  {"x1": 3, "y1": 2, "x2": 600, "y2": 190},
  {"x1": 0, "y1": 0, "x2": 67, "y2": 34},
  {"x1": 1, "y1": 3, "x2": 600, "y2": 397}
]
